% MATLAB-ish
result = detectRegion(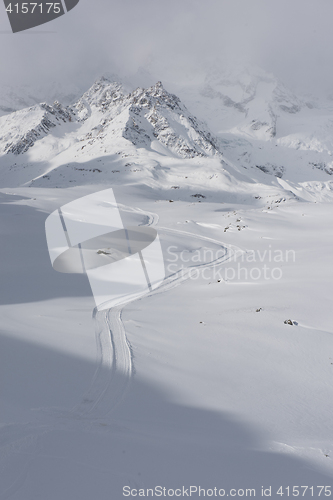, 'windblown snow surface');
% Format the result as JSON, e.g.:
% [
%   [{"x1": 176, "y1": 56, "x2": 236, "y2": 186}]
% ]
[{"x1": 0, "y1": 72, "x2": 333, "y2": 499}]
